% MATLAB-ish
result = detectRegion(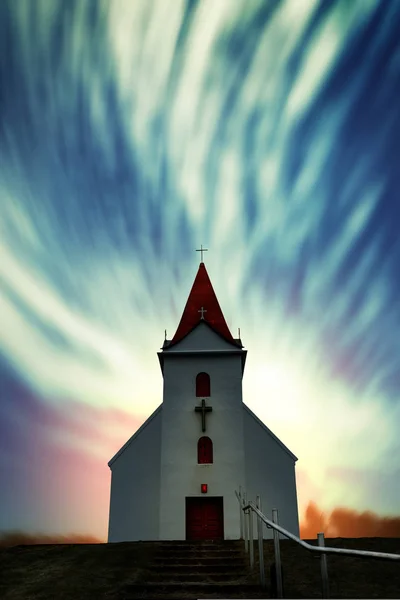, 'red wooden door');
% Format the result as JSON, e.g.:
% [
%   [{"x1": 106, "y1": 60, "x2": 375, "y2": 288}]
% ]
[
  {"x1": 186, "y1": 497, "x2": 223, "y2": 540},
  {"x1": 204, "y1": 499, "x2": 223, "y2": 539}
]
